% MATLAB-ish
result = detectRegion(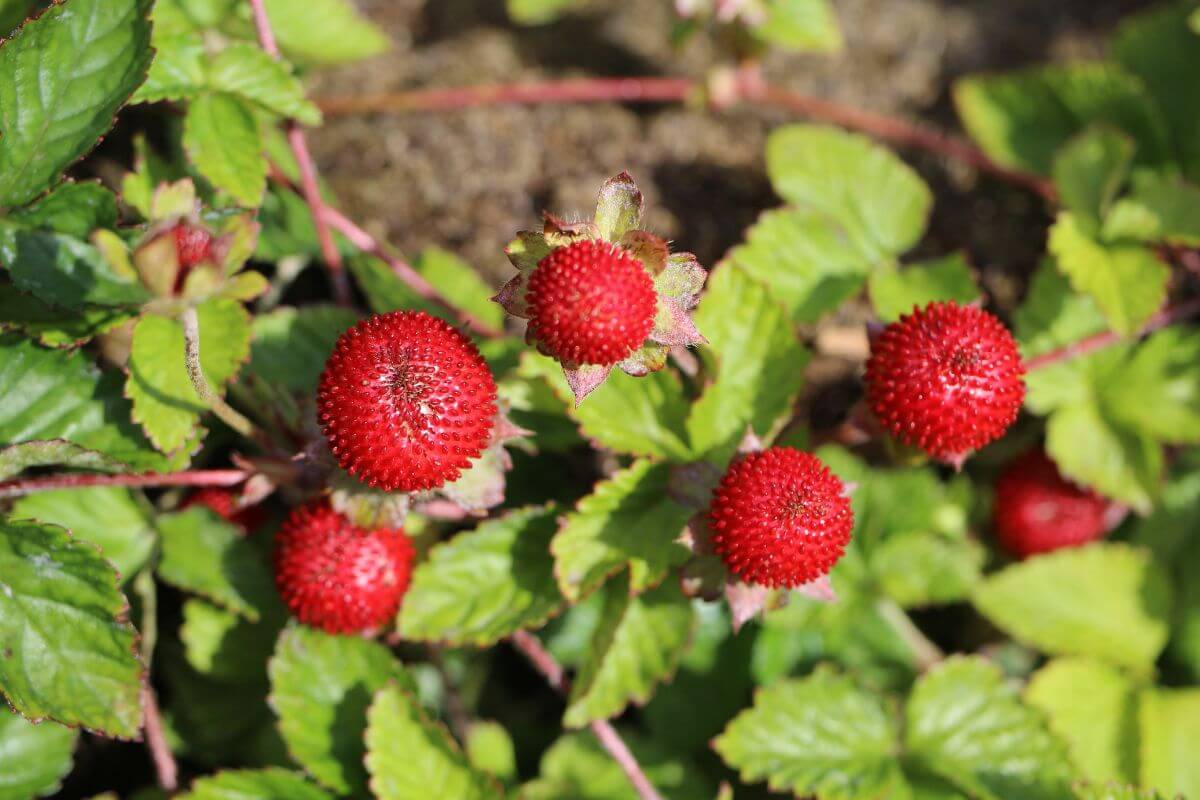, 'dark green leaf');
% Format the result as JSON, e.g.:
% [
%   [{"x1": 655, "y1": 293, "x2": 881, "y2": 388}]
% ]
[
  {"x1": 1052, "y1": 127, "x2": 1134, "y2": 229},
  {"x1": 0, "y1": 222, "x2": 148, "y2": 310},
  {"x1": 248, "y1": 305, "x2": 358, "y2": 393},
  {"x1": 180, "y1": 769, "x2": 332, "y2": 800}
]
